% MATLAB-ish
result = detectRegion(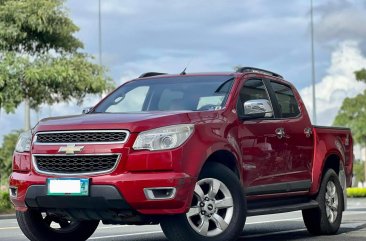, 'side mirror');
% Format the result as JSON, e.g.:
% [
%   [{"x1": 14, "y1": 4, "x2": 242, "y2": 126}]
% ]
[
  {"x1": 241, "y1": 99, "x2": 273, "y2": 120},
  {"x1": 82, "y1": 107, "x2": 93, "y2": 114}
]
